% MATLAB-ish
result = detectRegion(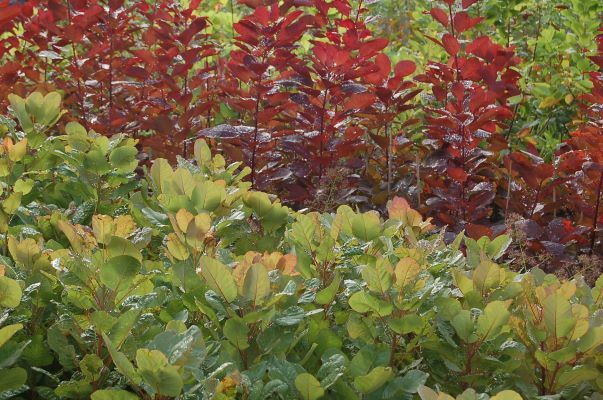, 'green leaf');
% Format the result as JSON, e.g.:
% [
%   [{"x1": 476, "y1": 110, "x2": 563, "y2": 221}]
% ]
[
  {"x1": 348, "y1": 291, "x2": 392, "y2": 317},
  {"x1": 166, "y1": 234, "x2": 189, "y2": 261},
  {"x1": 418, "y1": 386, "x2": 454, "y2": 400},
  {"x1": 194, "y1": 139, "x2": 212, "y2": 166},
  {"x1": 8, "y1": 94, "x2": 33, "y2": 132},
  {"x1": 361, "y1": 261, "x2": 392, "y2": 294},
  {"x1": 316, "y1": 272, "x2": 341, "y2": 305},
  {"x1": 0, "y1": 367, "x2": 27, "y2": 392},
  {"x1": 84, "y1": 149, "x2": 111, "y2": 175},
  {"x1": 136, "y1": 348, "x2": 166, "y2": 371},
  {"x1": 109, "y1": 146, "x2": 138, "y2": 174},
  {"x1": 243, "y1": 192, "x2": 272, "y2": 219},
  {"x1": 490, "y1": 391, "x2": 523, "y2": 400},
  {"x1": 27, "y1": 92, "x2": 45, "y2": 121},
  {"x1": 21, "y1": 333, "x2": 53, "y2": 367},
  {"x1": 0, "y1": 324, "x2": 22, "y2": 348},
  {"x1": 295, "y1": 373, "x2": 325, "y2": 400},
  {"x1": 0, "y1": 276, "x2": 22, "y2": 308},
  {"x1": 40, "y1": 92, "x2": 62, "y2": 126},
  {"x1": 556, "y1": 365, "x2": 599, "y2": 388},
  {"x1": 148, "y1": 325, "x2": 204, "y2": 366},
  {"x1": 383, "y1": 370, "x2": 429, "y2": 397},
  {"x1": 191, "y1": 181, "x2": 226, "y2": 212},
  {"x1": 397, "y1": 370, "x2": 428, "y2": 393},
  {"x1": 80, "y1": 354, "x2": 104, "y2": 382},
  {"x1": 543, "y1": 294, "x2": 574, "y2": 338},
  {"x1": 290, "y1": 213, "x2": 318, "y2": 251},
  {"x1": 242, "y1": 263, "x2": 270, "y2": 305},
  {"x1": 100, "y1": 255, "x2": 141, "y2": 291},
  {"x1": 451, "y1": 310, "x2": 476, "y2": 343},
  {"x1": 91, "y1": 215, "x2": 115, "y2": 245},
  {"x1": 198, "y1": 256, "x2": 237, "y2": 302},
  {"x1": 102, "y1": 334, "x2": 141, "y2": 385},
  {"x1": 106, "y1": 236, "x2": 142, "y2": 262},
  {"x1": 275, "y1": 306, "x2": 305, "y2": 326},
  {"x1": 394, "y1": 258, "x2": 421, "y2": 288},
  {"x1": 354, "y1": 366, "x2": 394, "y2": 394},
  {"x1": 55, "y1": 380, "x2": 93, "y2": 398},
  {"x1": 13, "y1": 179, "x2": 34, "y2": 195},
  {"x1": 472, "y1": 260, "x2": 505, "y2": 294},
  {"x1": 436, "y1": 297, "x2": 462, "y2": 321},
  {"x1": 7, "y1": 237, "x2": 39, "y2": 267},
  {"x1": 91, "y1": 389, "x2": 140, "y2": 400},
  {"x1": 107, "y1": 309, "x2": 141, "y2": 348},
  {"x1": 65, "y1": 121, "x2": 89, "y2": 150},
  {"x1": 261, "y1": 203, "x2": 288, "y2": 233},
  {"x1": 576, "y1": 326, "x2": 603, "y2": 353},
  {"x1": 486, "y1": 235, "x2": 511, "y2": 259},
  {"x1": 317, "y1": 354, "x2": 346, "y2": 389},
  {"x1": 351, "y1": 211, "x2": 381, "y2": 241},
  {"x1": 184, "y1": 214, "x2": 211, "y2": 248},
  {"x1": 2, "y1": 192, "x2": 22, "y2": 215},
  {"x1": 388, "y1": 315, "x2": 423, "y2": 335},
  {"x1": 476, "y1": 301, "x2": 510, "y2": 341},
  {"x1": 136, "y1": 349, "x2": 183, "y2": 397},
  {"x1": 223, "y1": 318, "x2": 249, "y2": 350},
  {"x1": 170, "y1": 168, "x2": 195, "y2": 196},
  {"x1": 347, "y1": 314, "x2": 375, "y2": 341}
]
